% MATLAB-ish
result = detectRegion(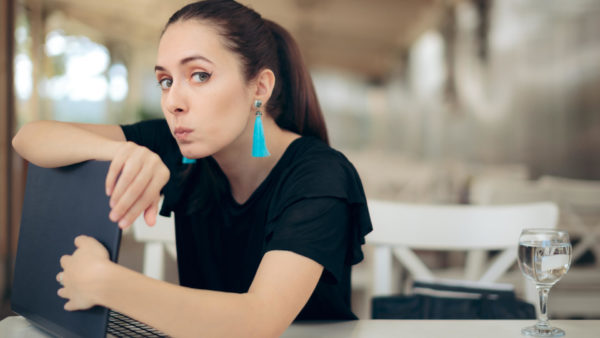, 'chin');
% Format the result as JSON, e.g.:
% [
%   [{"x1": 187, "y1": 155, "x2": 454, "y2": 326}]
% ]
[{"x1": 178, "y1": 143, "x2": 214, "y2": 159}]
